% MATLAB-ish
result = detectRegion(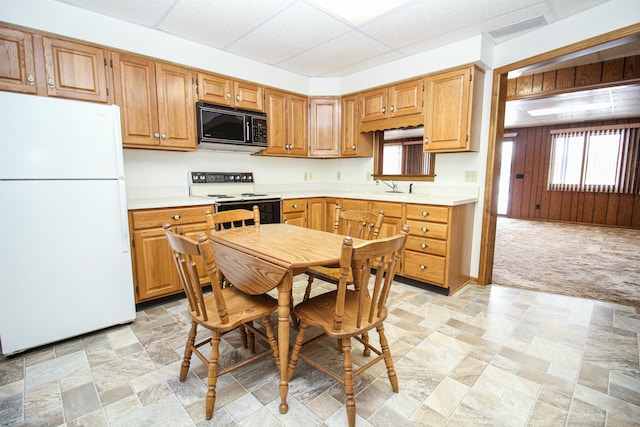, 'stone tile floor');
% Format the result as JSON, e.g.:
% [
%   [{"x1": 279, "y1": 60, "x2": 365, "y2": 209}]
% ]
[{"x1": 1, "y1": 277, "x2": 639, "y2": 426}]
